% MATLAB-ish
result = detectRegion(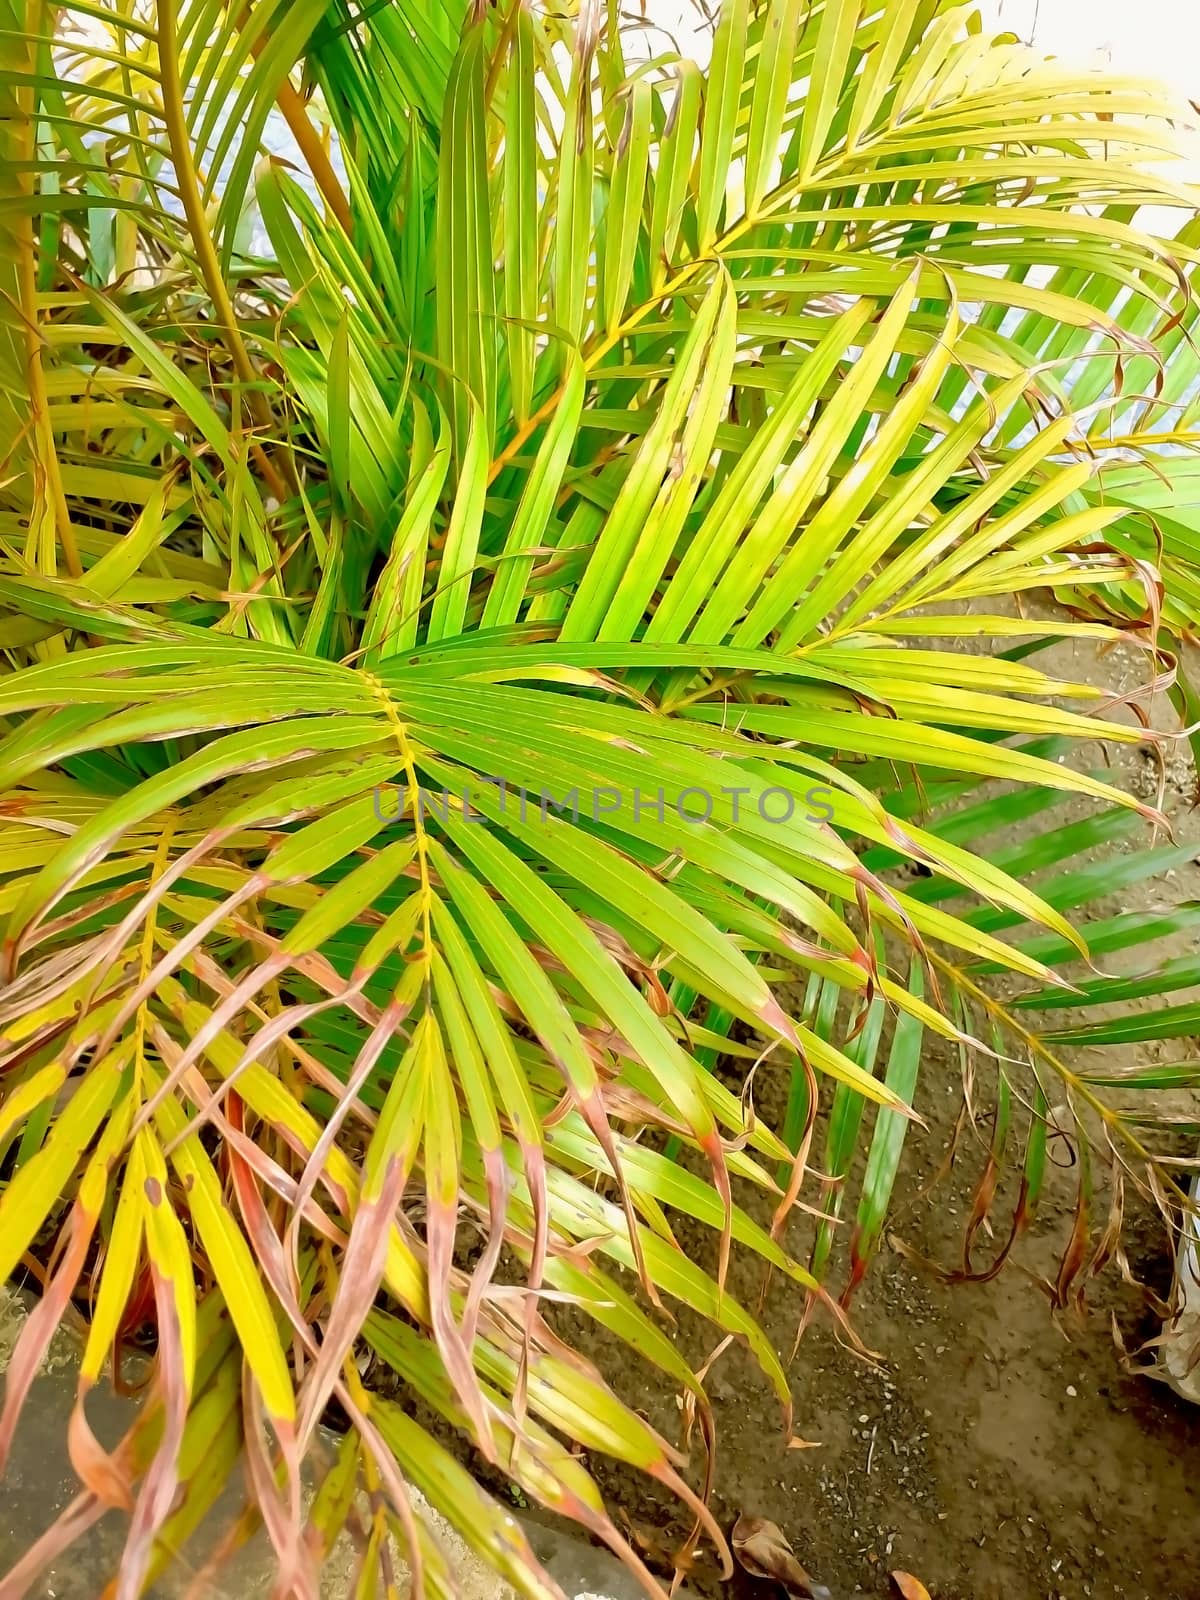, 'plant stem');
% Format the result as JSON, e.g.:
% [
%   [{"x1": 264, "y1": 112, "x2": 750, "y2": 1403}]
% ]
[
  {"x1": 11, "y1": 0, "x2": 81, "y2": 578},
  {"x1": 156, "y1": 0, "x2": 292, "y2": 502},
  {"x1": 272, "y1": 79, "x2": 353, "y2": 236}
]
